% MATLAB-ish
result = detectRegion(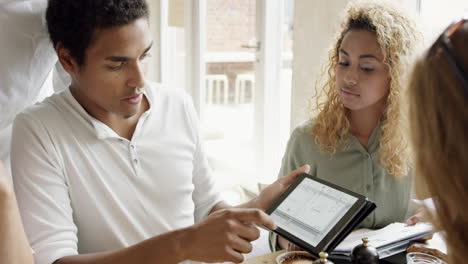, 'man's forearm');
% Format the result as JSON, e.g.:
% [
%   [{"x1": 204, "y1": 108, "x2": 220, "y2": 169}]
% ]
[
  {"x1": 55, "y1": 227, "x2": 189, "y2": 264},
  {"x1": 0, "y1": 189, "x2": 34, "y2": 264}
]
